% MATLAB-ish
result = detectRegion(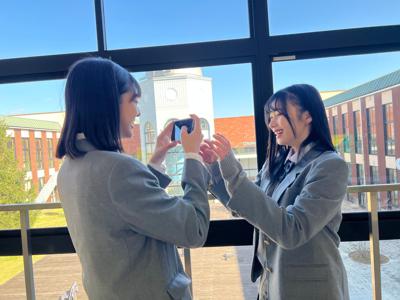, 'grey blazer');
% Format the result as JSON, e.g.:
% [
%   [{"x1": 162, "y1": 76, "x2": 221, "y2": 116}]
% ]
[
  {"x1": 209, "y1": 147, "x2": 349, "y2": 300},
  {"x1": 58, "y1": 140, "x2": 210, "y2": 300}
]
